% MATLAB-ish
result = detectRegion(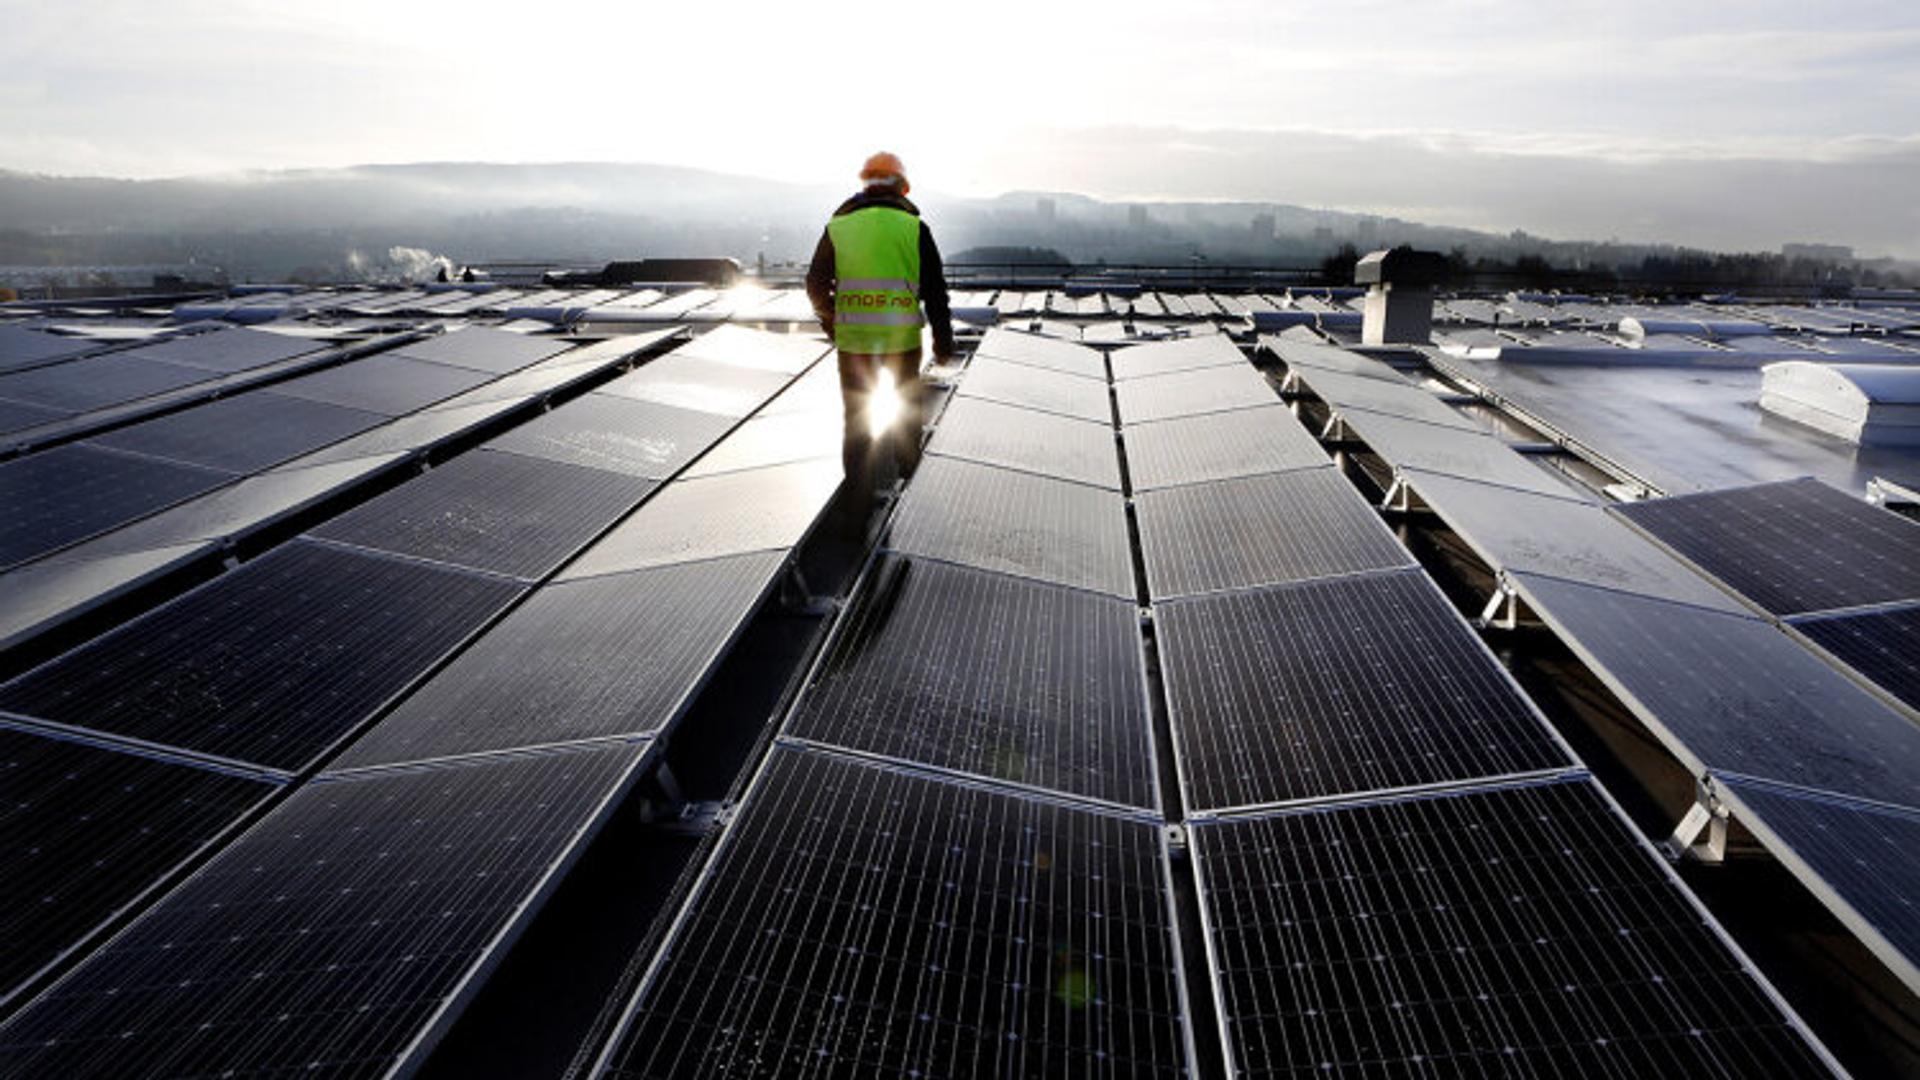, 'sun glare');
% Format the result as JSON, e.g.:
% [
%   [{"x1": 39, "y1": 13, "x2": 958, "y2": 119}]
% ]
[{"x1": 866, "y1": 367, "x2": 901, "y2": 437}]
